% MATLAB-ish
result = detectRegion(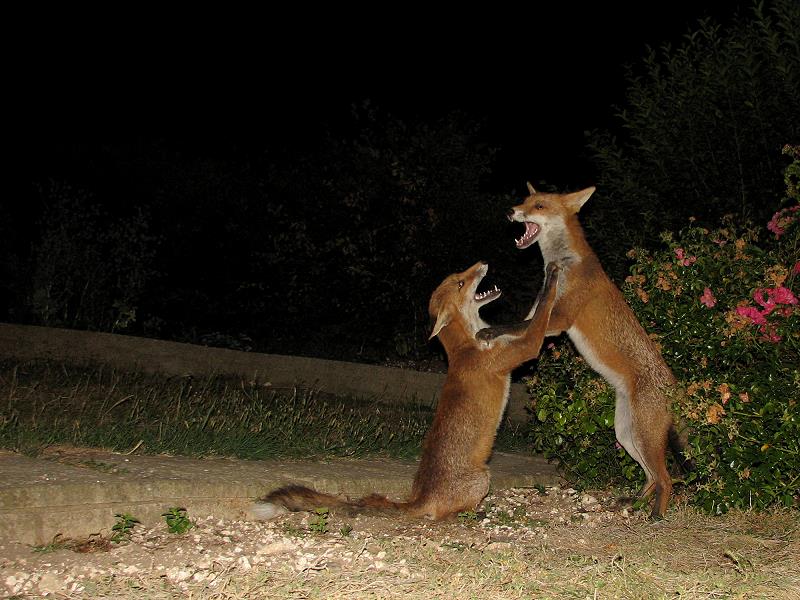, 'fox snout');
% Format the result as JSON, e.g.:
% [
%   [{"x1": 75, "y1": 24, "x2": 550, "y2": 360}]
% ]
[{"x1": 468, "y1": 260, "x2": 489, "y2": 275}]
